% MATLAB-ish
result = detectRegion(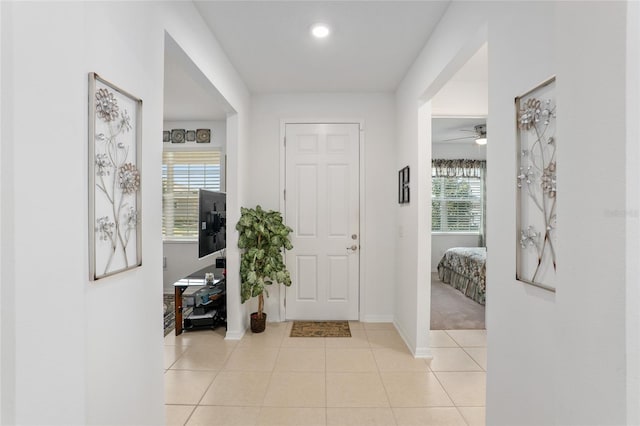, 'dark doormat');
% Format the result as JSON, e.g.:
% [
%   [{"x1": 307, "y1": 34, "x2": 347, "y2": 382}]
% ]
[{"x1": 290, "y1": 321, "x2": 351, "y2": 337}]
